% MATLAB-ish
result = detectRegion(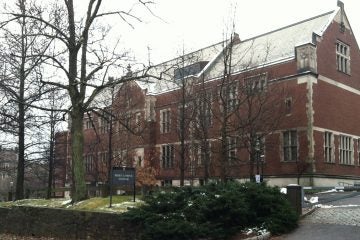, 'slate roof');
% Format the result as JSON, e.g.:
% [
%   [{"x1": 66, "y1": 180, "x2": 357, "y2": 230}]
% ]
[{"x1": 136, "y1": 7, "x2": 343, "y2": 95}]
